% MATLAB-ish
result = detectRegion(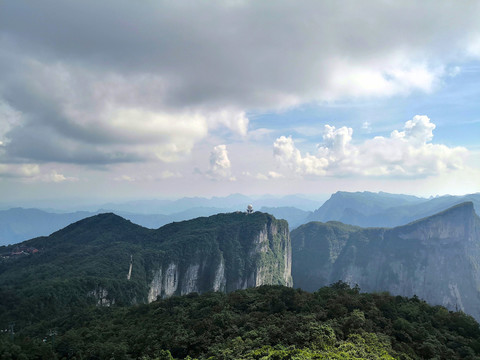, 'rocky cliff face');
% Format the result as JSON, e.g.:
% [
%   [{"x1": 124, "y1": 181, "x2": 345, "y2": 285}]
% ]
[
  {"x1": 293, "y1": 202, "x2": 480, "y2": 320},
  {"x1": 146, "y1": 213, "x2": 292, "y2": 301}
]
